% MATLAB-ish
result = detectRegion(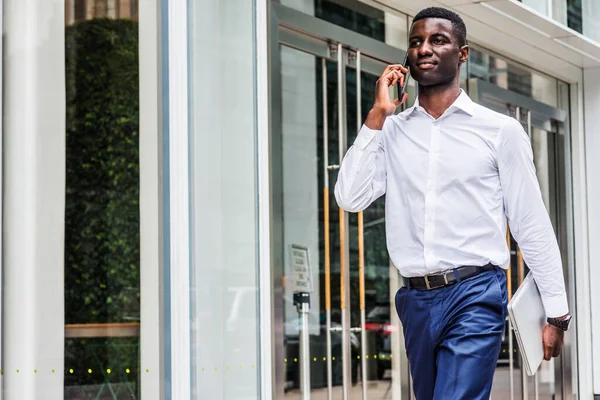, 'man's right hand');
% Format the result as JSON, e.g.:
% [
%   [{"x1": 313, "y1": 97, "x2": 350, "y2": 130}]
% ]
[{"x1": 365, "y1": 64, "x2": 409, "y2": 130}]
